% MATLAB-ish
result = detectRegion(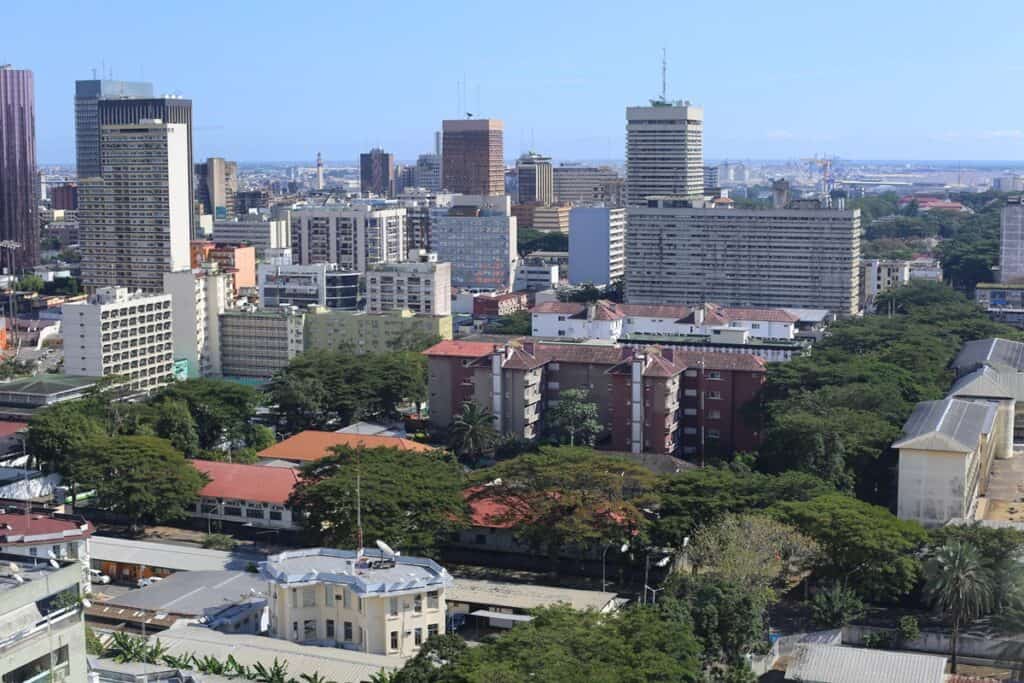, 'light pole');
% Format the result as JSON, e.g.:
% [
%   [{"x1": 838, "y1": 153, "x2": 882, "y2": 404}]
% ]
[
  {"x1": 642, "y1": 553, "x2": 672, "y2": 605},
  {"x1": 602, "y1": 542, "x2": 629, "y2": 592}
]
